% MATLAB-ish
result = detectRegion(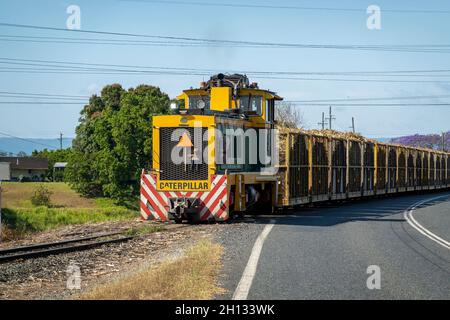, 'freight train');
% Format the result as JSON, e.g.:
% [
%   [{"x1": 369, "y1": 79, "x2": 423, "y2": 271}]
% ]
[{"x1": 140, "y1": 74, "x2": 450, "y2": 222}]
